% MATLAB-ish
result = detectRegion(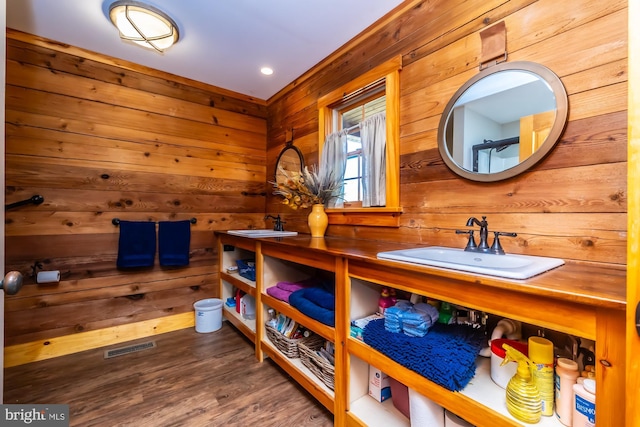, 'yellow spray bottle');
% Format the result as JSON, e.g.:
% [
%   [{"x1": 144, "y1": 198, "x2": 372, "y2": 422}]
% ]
[{"x1": 501, "y1": 344, "x2": 542, "y2": 423}]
